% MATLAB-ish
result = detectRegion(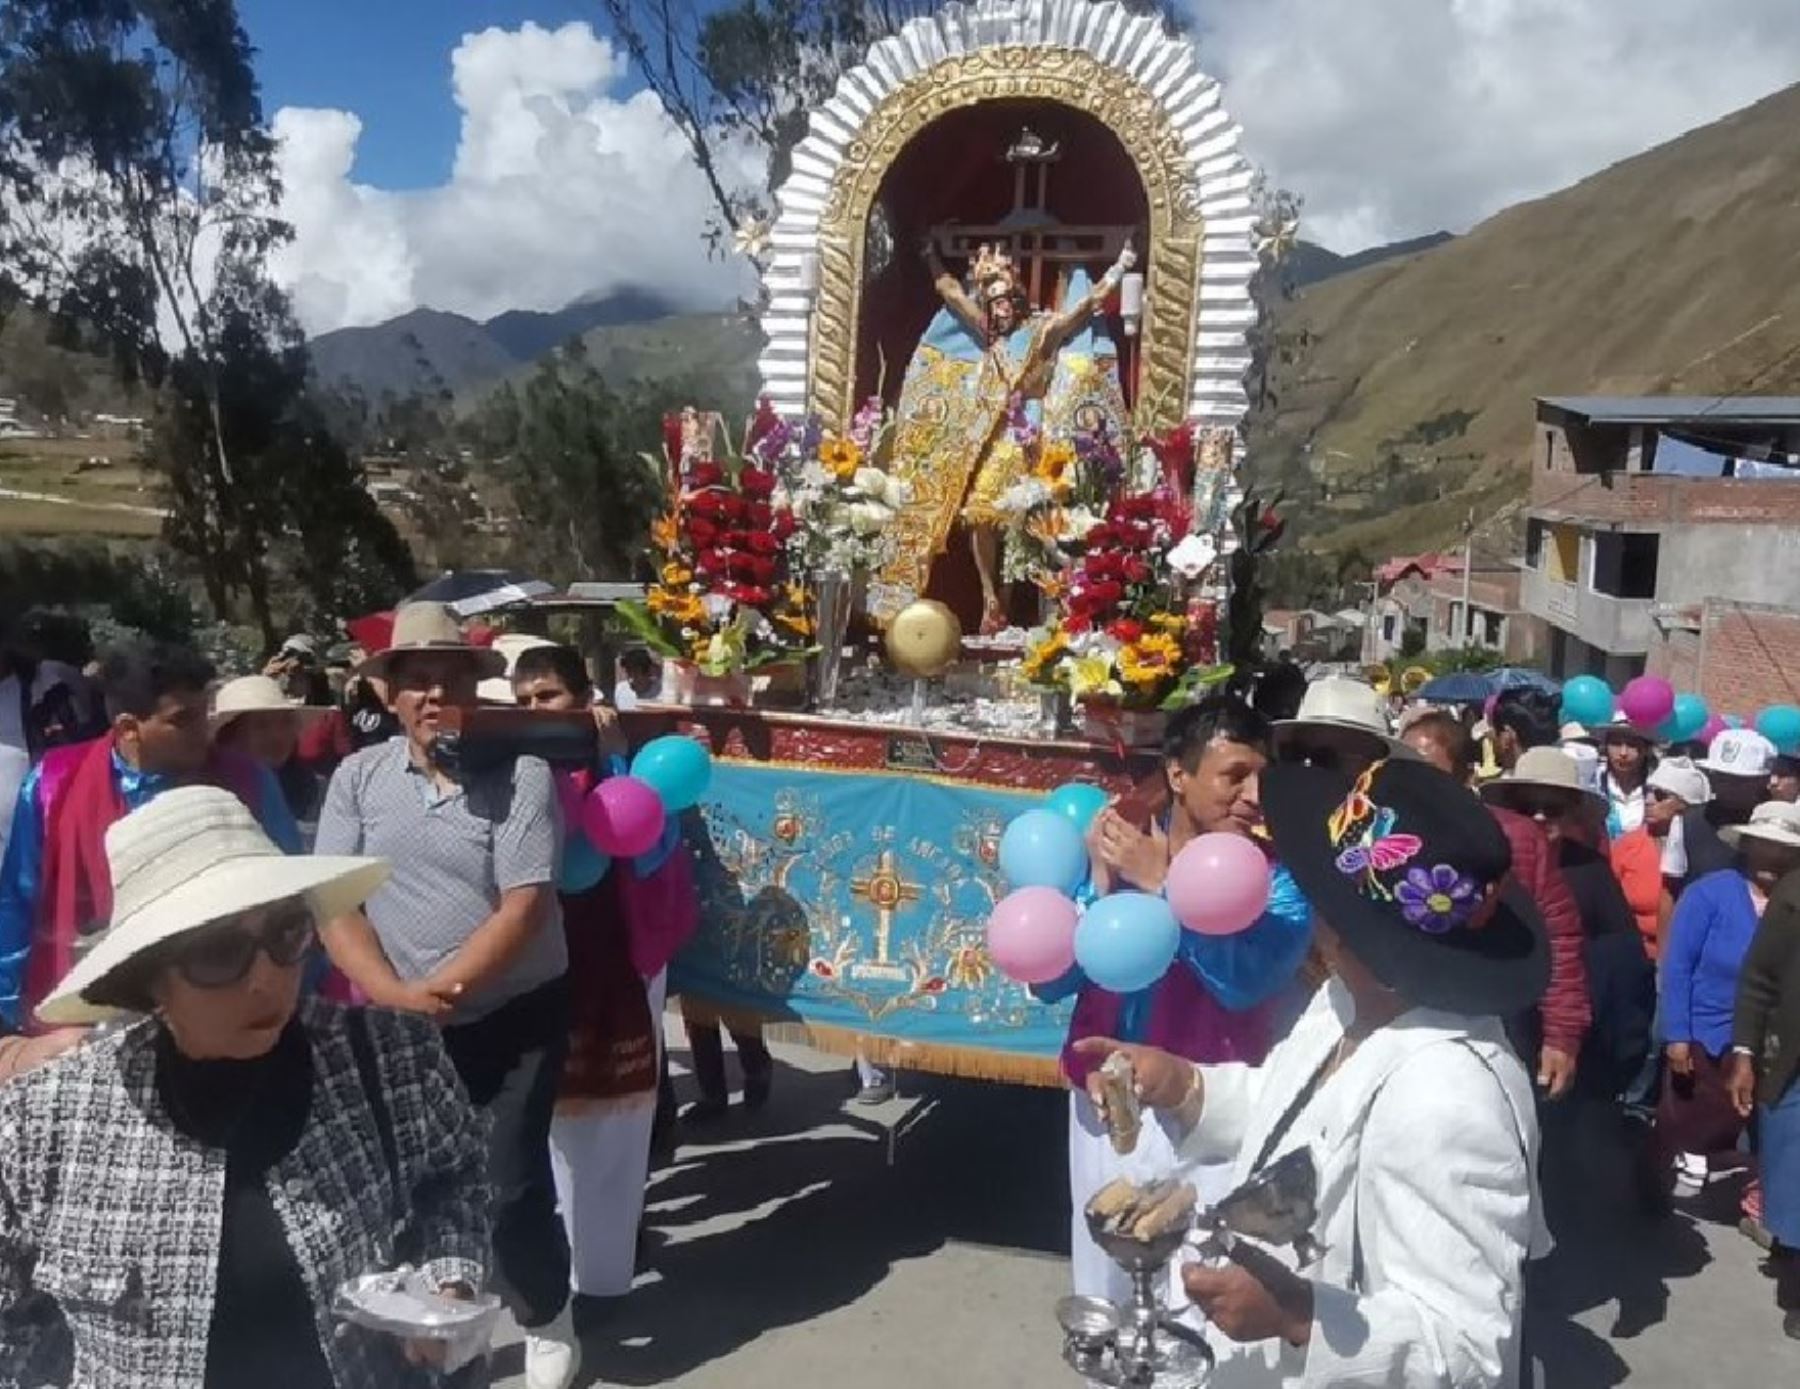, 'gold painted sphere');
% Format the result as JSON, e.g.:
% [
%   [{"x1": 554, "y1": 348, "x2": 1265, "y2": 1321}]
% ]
[{"x1": 885, "y1": 600, "x2": 963, "y2": 678}]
